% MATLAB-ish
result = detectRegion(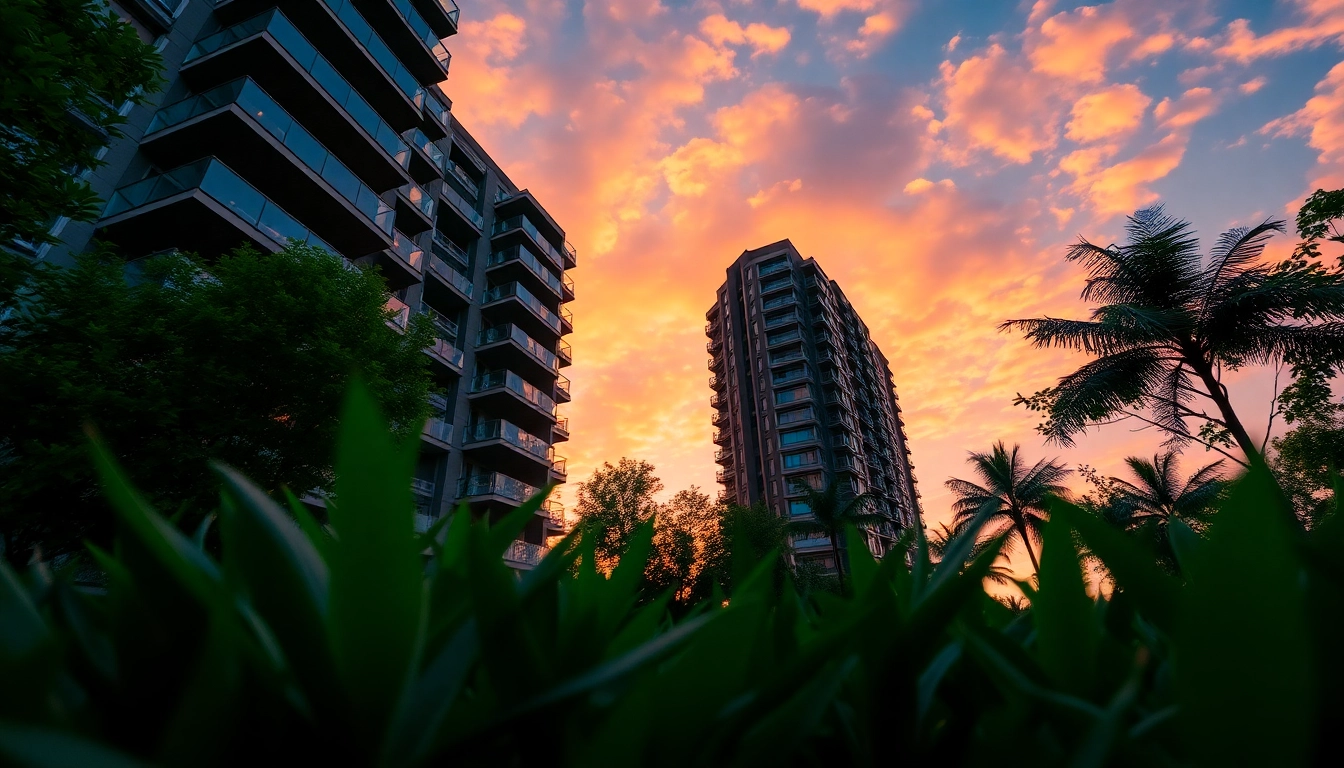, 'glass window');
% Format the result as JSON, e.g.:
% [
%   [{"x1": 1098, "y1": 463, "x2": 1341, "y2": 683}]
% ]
[
  {"x1": 775, "y1": 386, "x2": 808, "y2": 405},
  {"x1": 202, "y1": 163, "x2": 265, "y2": 222},
  {"x1": 789, "y1": 500, "x2": 810, "y2": 517},
  {"x1": 782, "y1": 450, "x2": 818, "y2": 469},
  {"x1": 320, "y1": 158, "x2": 361, "y2": 202},
  {"x1": 780, "y1": 428, "x2": 815, "y2": 446}
]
